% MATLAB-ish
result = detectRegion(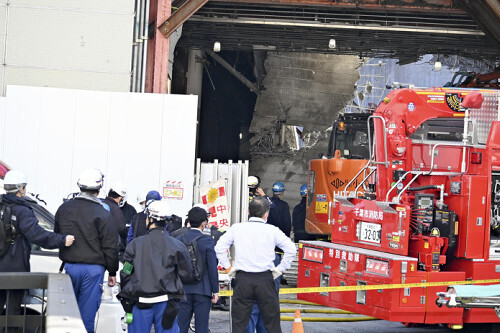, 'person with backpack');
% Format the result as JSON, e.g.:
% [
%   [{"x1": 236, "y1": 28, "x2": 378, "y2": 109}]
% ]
[
  {"x1": 118, "y1": 199, "x2": 192, "y2": 333},
  {"x1": 0, "y1": 170, "x2": 74, "y2": 316},
  {"x1": 176, "y1": 206, "x2": 219, "y2": 333}
]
